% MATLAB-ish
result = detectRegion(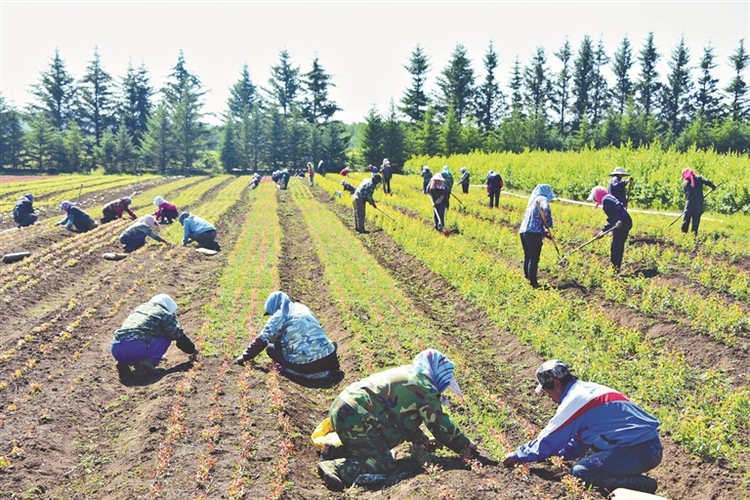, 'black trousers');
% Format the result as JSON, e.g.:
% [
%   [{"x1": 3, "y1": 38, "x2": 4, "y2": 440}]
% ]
[
  {"x1": 489, "y1": 189, "x2": 501, "y2": 207},
  {"x1": 520, "y1": 232, "x2": 544, "y2": 287},
  {"x1": 610, "y1": 227, "x2": 630, "y2": 270},
  {"x1": 681, "y1": 206, "x2": 703, "y2": 234},
  {"x1": 266, "y1": 341, "x2": 340, "y2": 374},
  {"x1": 461, "y1": 182, "x2": 469, "y2": 194},
  {"x1": 382, "y1": 177, "x2": 391, "y2": 193},
  {"x1": 100, "y1": 208, "x2": 118, "y2": 224}
]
